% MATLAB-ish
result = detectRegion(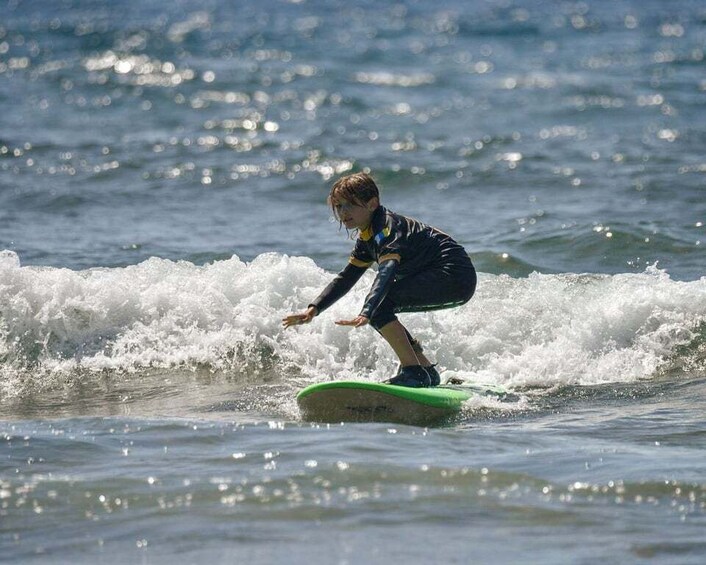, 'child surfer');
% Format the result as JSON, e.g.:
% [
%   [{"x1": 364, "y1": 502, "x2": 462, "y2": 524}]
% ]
[{"x1": 282, "y1": 172, "x2": 476, "y2": 388}]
